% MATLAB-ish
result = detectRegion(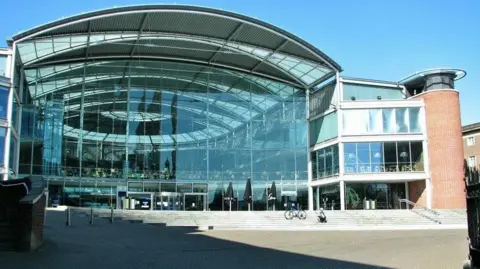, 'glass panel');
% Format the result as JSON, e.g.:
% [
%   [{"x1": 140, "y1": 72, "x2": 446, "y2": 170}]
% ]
[
  {"x1": 311, "y1": 152, "x2": 317, "y2": 180},
  {"x1": 344, "y1": 143, "x2": 357, "y2": 173},
  {"x1": 409, "y1": 107, "x2": 422, "y2": 133},
  {"x1": 332, "y1": 145, "x2": 339, "y2": 175},
  {"x1": 397, "y1": 142, "x2": 411, "y2": 172},
  {"x1": 368, "y1": 109, "x2": 383, "y2": 134},
  {"x1": 343, "y1": 109, "x2": 368, "y2": 135},
  {"x1": 0, "y1": 56, "x2": 7, "y2": 77},
  {"x1": 318, "y1": 149, "x2": 325, "y2": 178},
  {"x1": 357, "y1": 143, "x2": 370, "y2": 173},
  {"x1": 0, "y1": 87, "x2": 7, "y2": 118},
  {"x1": 319, "y1": 183, "x2": 341, "y2": 210},
  {"x1": 395, "y1": 108, "x2": 409, "y2": 133},
  {"x1": 383, "y1": 142, "x2": 397, "y2": 172},
  {"x1": 310, "y1": 112, "x2": 338, "y2": 146},
  {"x1": 410, "y1": 141, "x2": 424, "y2": 171},
  {"x1": 369, "y1": 142, "x2": 383, "y2": 172},
  {"x1": 0, "y1": 128, "x2": 5, "y2": 165},
  {"x1": 324, "y1": 147, "x2": 333, "y2": 177},
  {"x1": 382, "y1": 109, "x2": 396, "y2": 133},
  {"x1": 343, "y1": 83, "x2": 404, "y2": 101}
]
